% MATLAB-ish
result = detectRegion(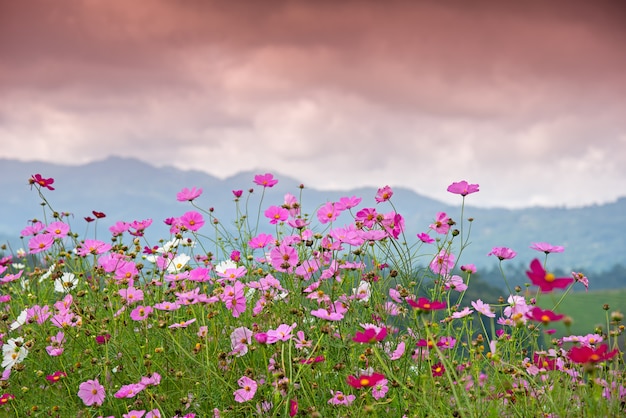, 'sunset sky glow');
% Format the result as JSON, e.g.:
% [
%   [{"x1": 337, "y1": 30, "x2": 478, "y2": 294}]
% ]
[{"x1": 1, "y1": 0, "x2": 625, "y2": 208}]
